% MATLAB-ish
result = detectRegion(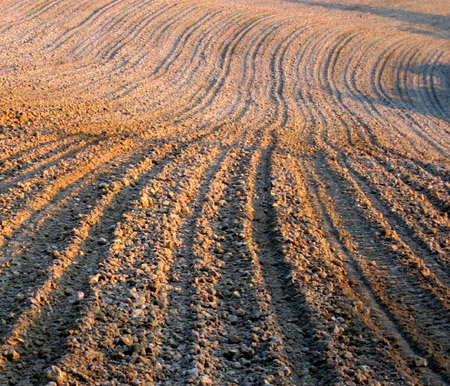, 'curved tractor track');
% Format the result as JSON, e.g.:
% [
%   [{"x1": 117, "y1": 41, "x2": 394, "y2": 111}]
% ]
[{"x1": 0, "y1": 0, "x2": 449, "y2": 385}]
